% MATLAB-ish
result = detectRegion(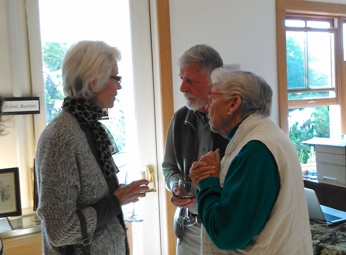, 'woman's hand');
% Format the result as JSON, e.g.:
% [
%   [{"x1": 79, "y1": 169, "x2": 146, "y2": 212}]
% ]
[
  {"x1": 190, "y1": 148, "x2": 221, "y2": 187},
  {"x1": 114, "y1": 179, "x2": 149, "y2": 205}
]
